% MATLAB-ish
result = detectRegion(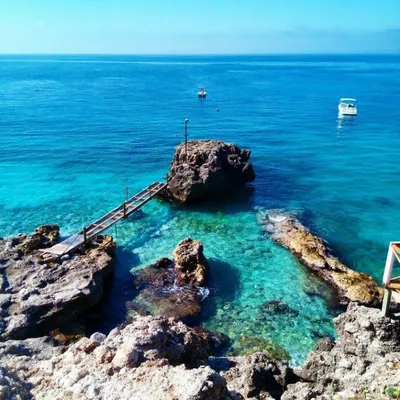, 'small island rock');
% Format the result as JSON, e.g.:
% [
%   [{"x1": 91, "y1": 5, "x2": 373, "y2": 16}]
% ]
[
  {"x1": 173, "y1": 238, "x2": 208, "y2": 286},
  {"x1": 132, "y1": 238, "x2": 209, "y2": 319},
  {"x1": 165, "y1": 140, "x2": 255, "y2": 203}
]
